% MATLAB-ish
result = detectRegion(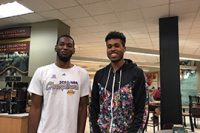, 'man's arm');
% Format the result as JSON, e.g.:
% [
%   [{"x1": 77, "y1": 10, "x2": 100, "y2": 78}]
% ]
[
  {"x1": 77, "y1": 95, "x2": 89, "y2": 133},
  {"x1": 28, "y1": 94, "x2": 43, "y2": 133},
  {"x1": 89, "y1": 72, "x2": 101, "y2": 133},
  {"x1": 128, "y1": 69, "x2": 146, "y2": 133}
]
